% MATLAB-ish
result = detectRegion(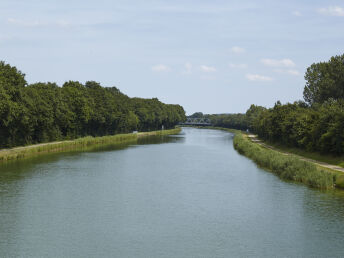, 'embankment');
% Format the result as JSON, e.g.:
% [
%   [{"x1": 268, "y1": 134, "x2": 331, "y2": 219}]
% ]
[
  {"x1": 0, "y1": 128, "x2": 181, "y2": 163},
  {"x1": 232, "y1": 132, "x2": 344, "y2": 189}
]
